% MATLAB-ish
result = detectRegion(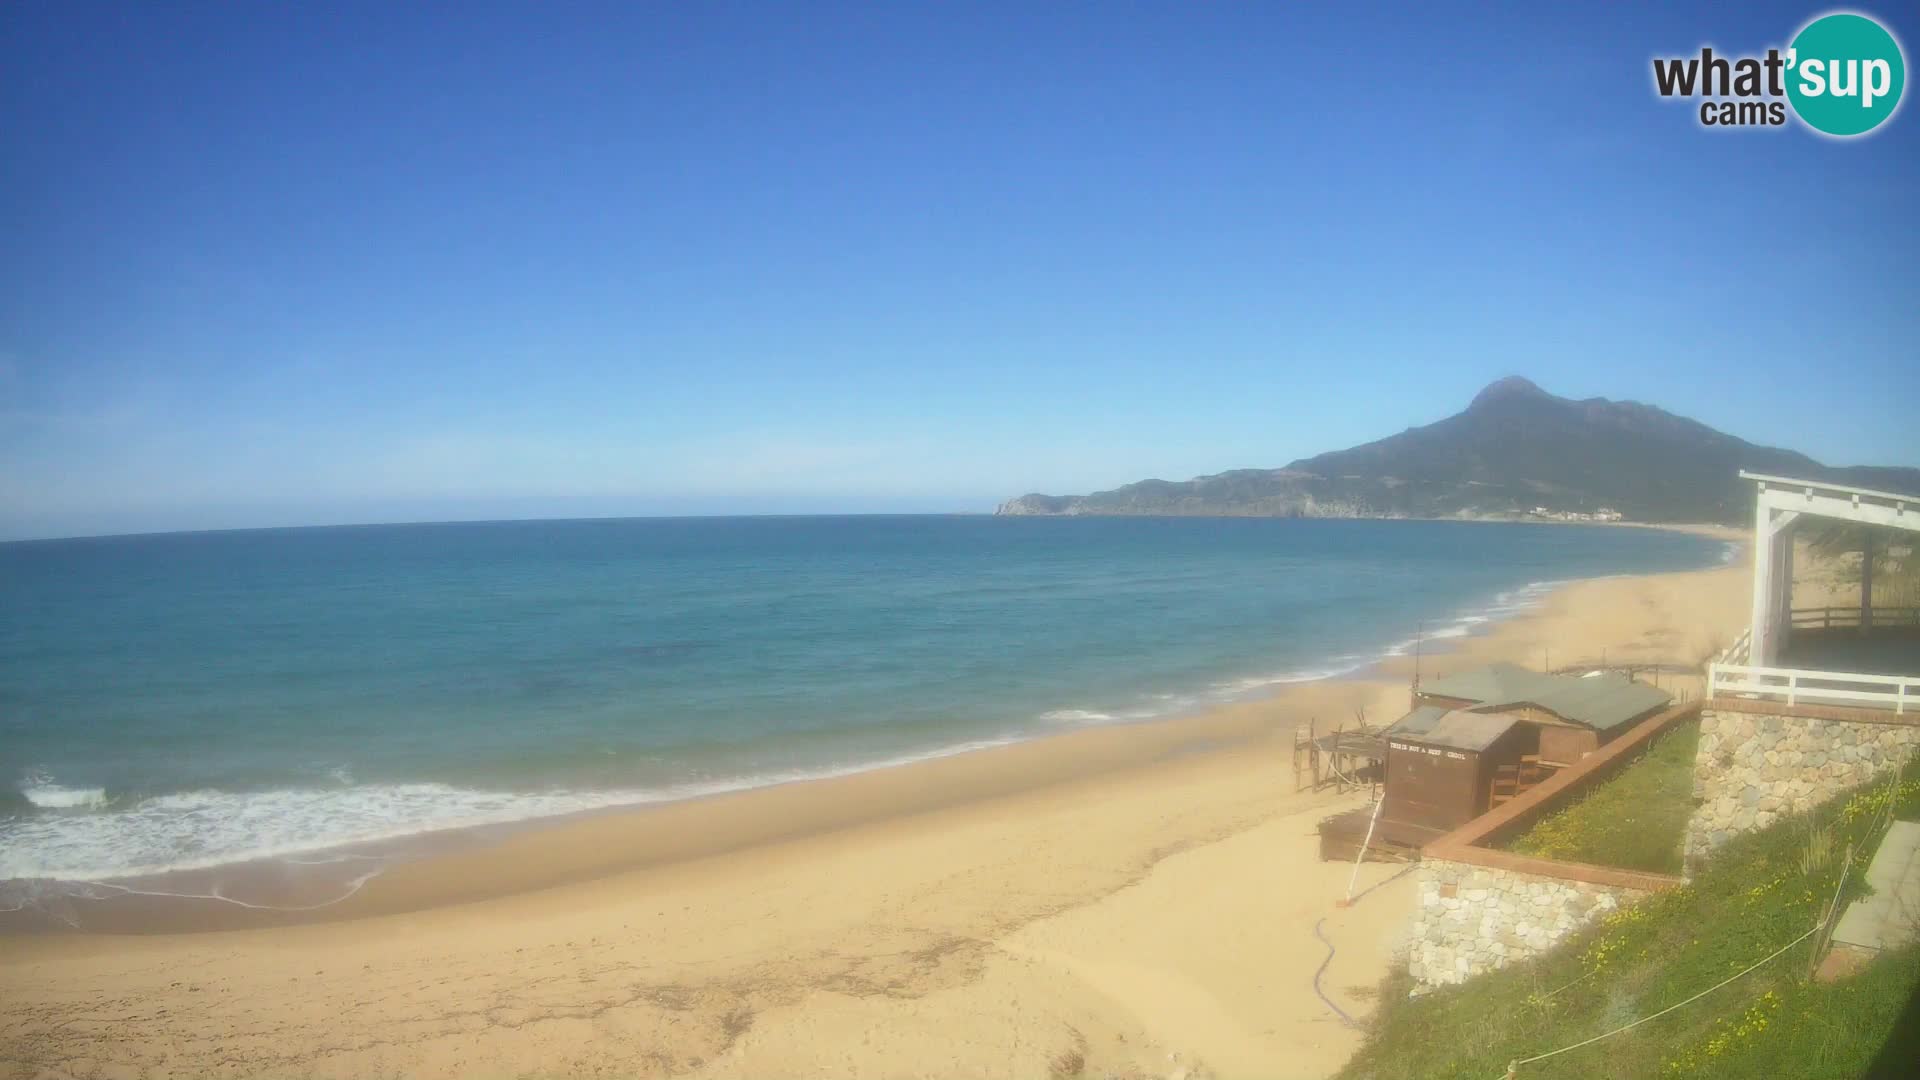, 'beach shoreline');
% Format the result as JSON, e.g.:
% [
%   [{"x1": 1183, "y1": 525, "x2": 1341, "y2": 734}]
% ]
[
  {"x1": 0, "y1": 523, "x2": 1747, "y2": 937},
  {"x1": 2, "y1": 532, "x2": 1758, "y2": 1078},
  {"x1": 2, "y1": 524, "x2": 1742, "y2": 936}
]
